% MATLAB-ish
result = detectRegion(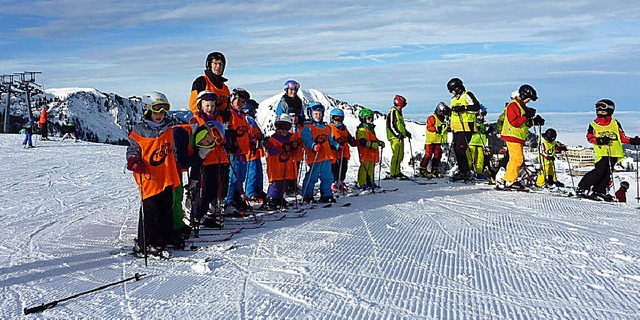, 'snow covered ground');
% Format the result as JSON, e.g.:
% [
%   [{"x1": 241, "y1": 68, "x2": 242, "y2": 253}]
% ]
[{"x1": 1, "y1": 134, "x2": 640, "y2": 319}]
